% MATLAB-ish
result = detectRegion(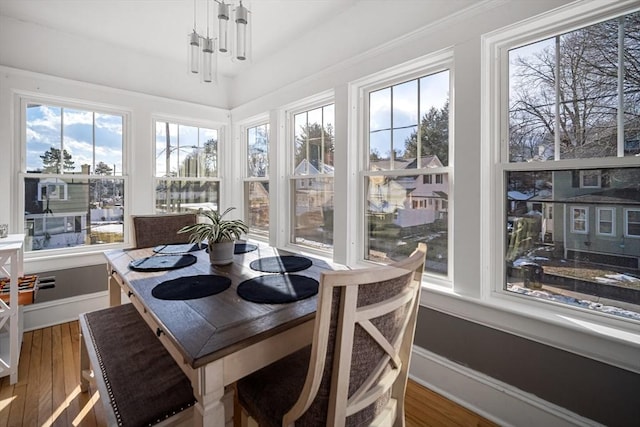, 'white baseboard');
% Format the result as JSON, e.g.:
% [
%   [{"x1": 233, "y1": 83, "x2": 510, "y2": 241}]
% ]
[
  {"x1": 409, "y1": 345, "x2": 603, "y2": 427},
  {"x1": 22, "y1": 291, "x2": 110, "y2": 331}
]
